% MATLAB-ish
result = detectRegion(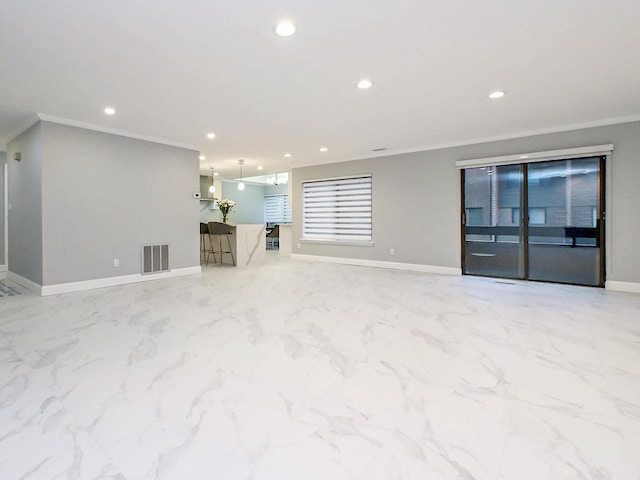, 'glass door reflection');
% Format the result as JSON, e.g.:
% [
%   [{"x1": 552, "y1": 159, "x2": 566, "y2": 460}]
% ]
[
  {"x1": 462, "y1": 156, "x2": 604, "y2": 287},
  {"x1": 463, "y1": 164, "x2": 524, "y2": 279},
  {"x1": 527, "y1": 157, "x2": 602, "y2": 286}
]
